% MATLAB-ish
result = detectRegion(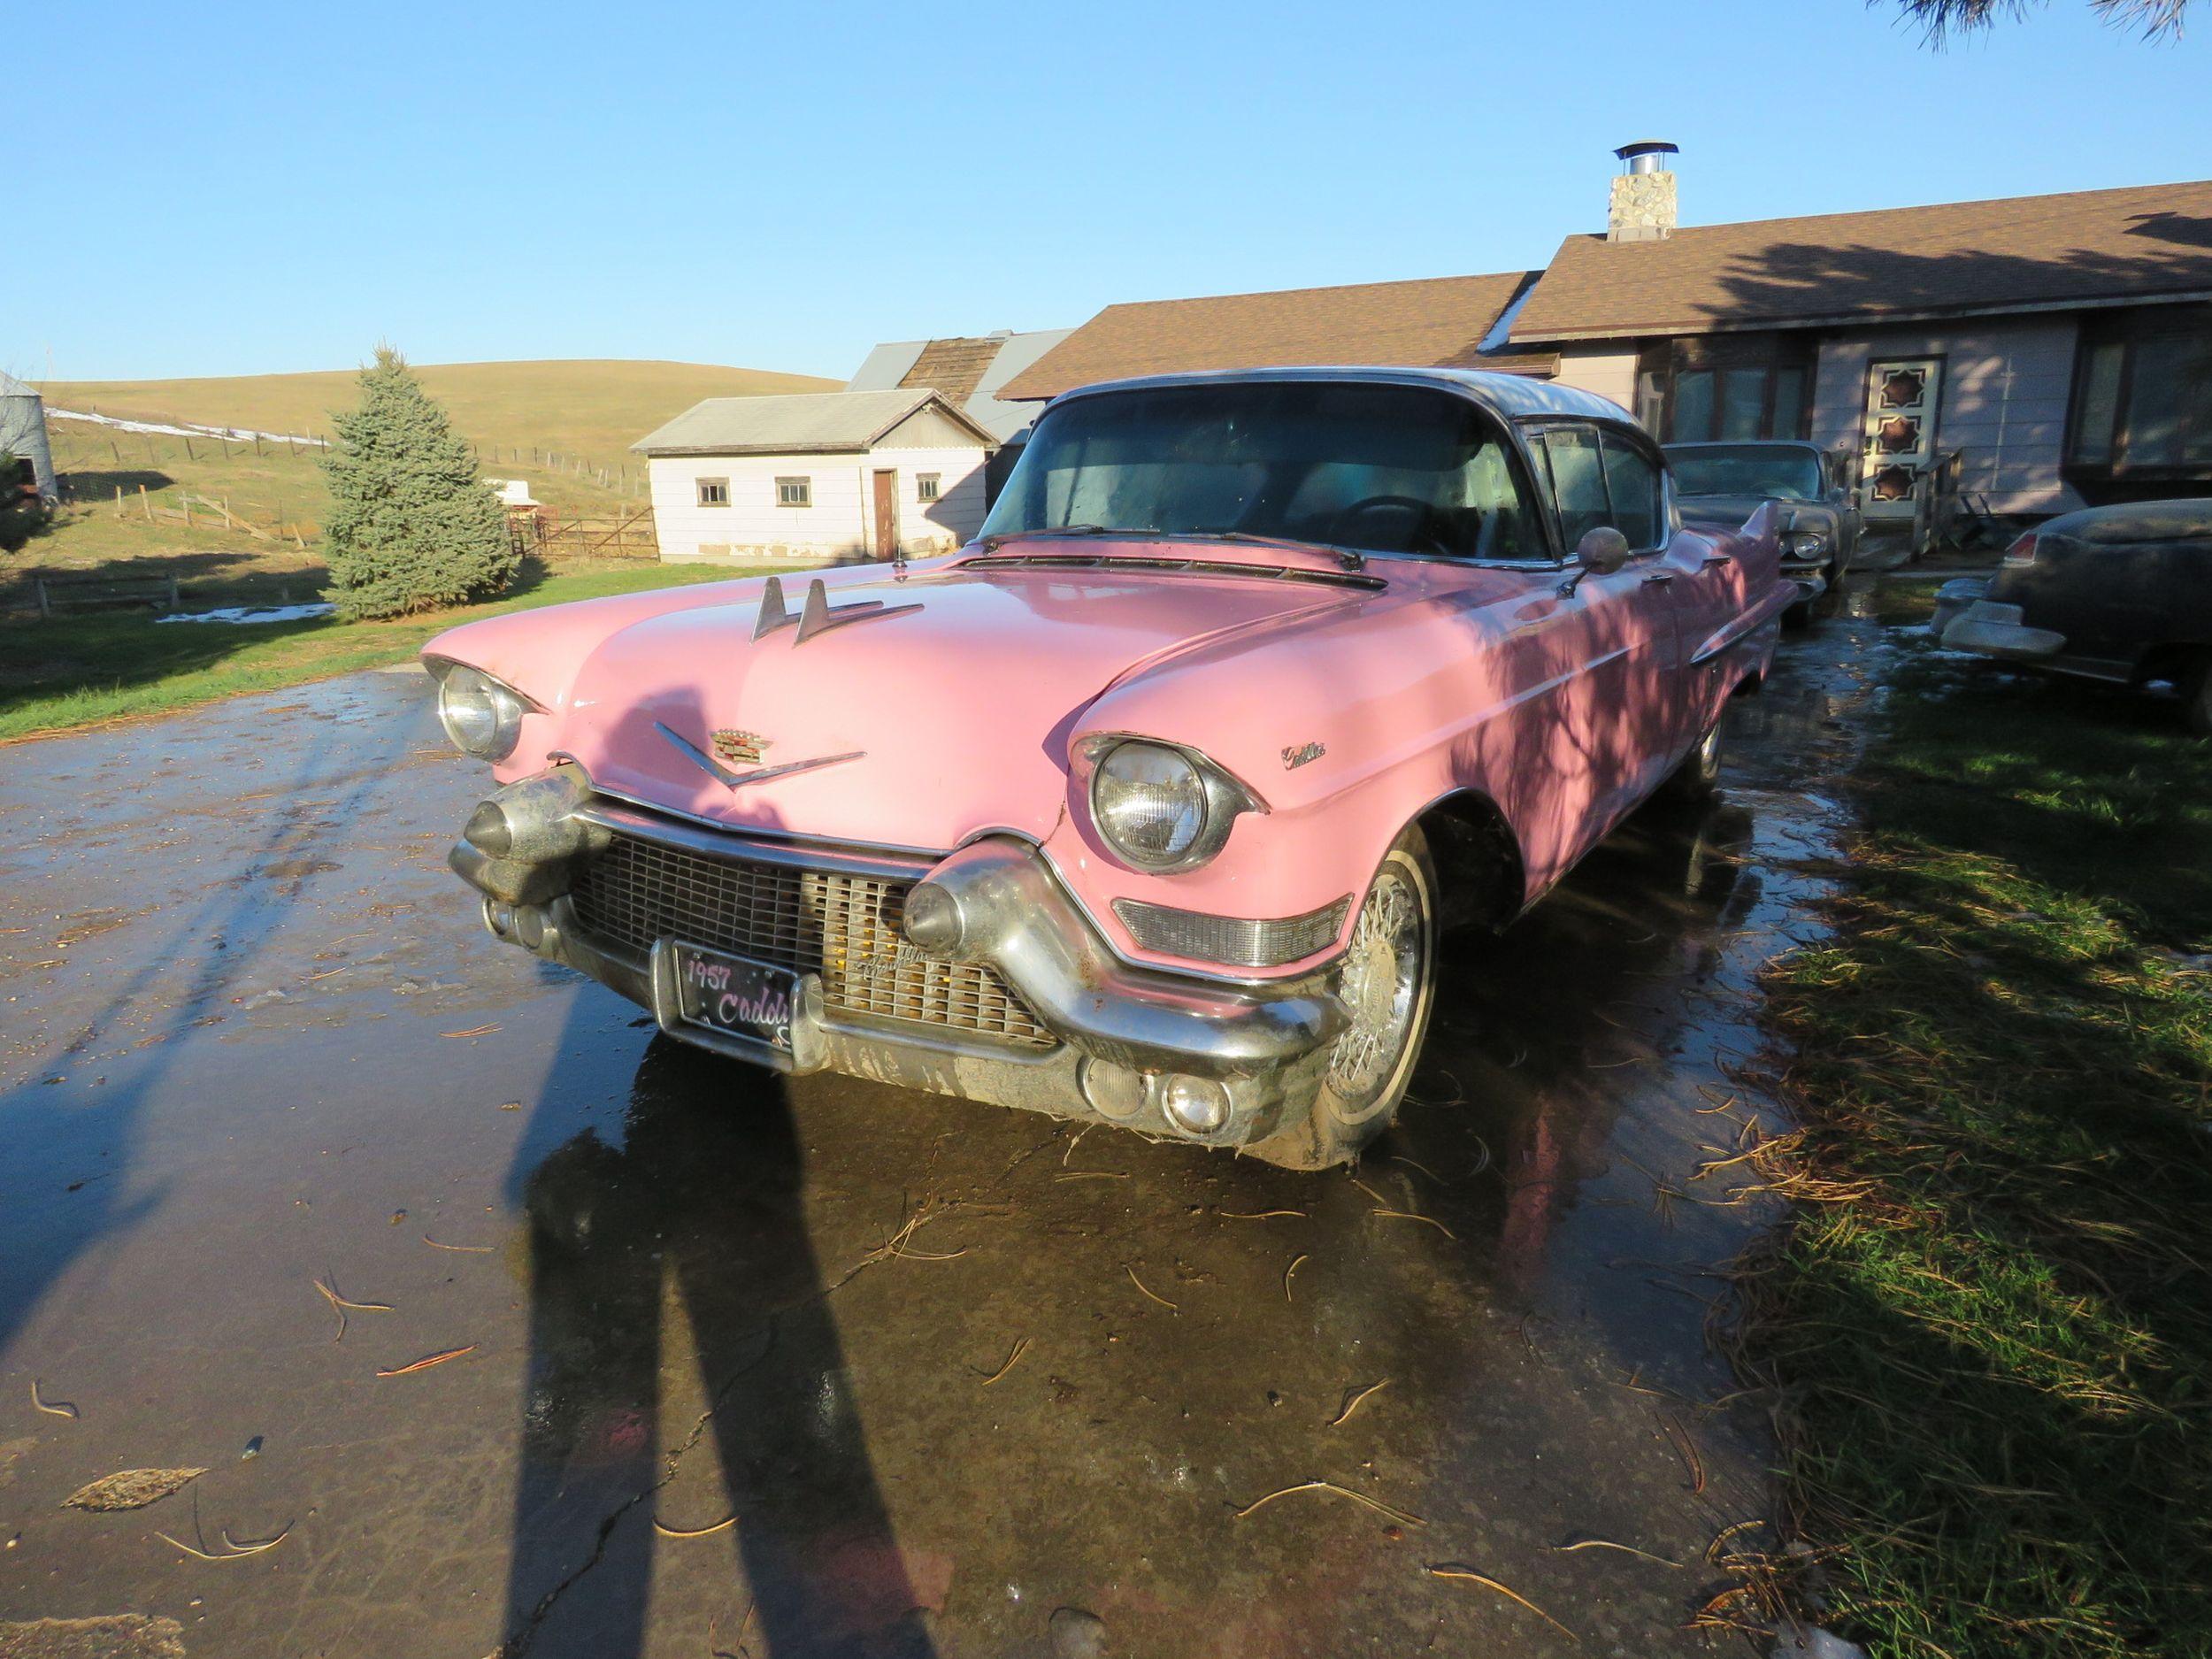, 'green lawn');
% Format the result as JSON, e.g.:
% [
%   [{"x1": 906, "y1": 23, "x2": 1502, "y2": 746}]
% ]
[
  {"x1": 1744, "y1": 640, "x2": 2212, "y2": 1656},
  {"x1": 0, "y1": 564, "x2": 772, "y2": 744}
]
